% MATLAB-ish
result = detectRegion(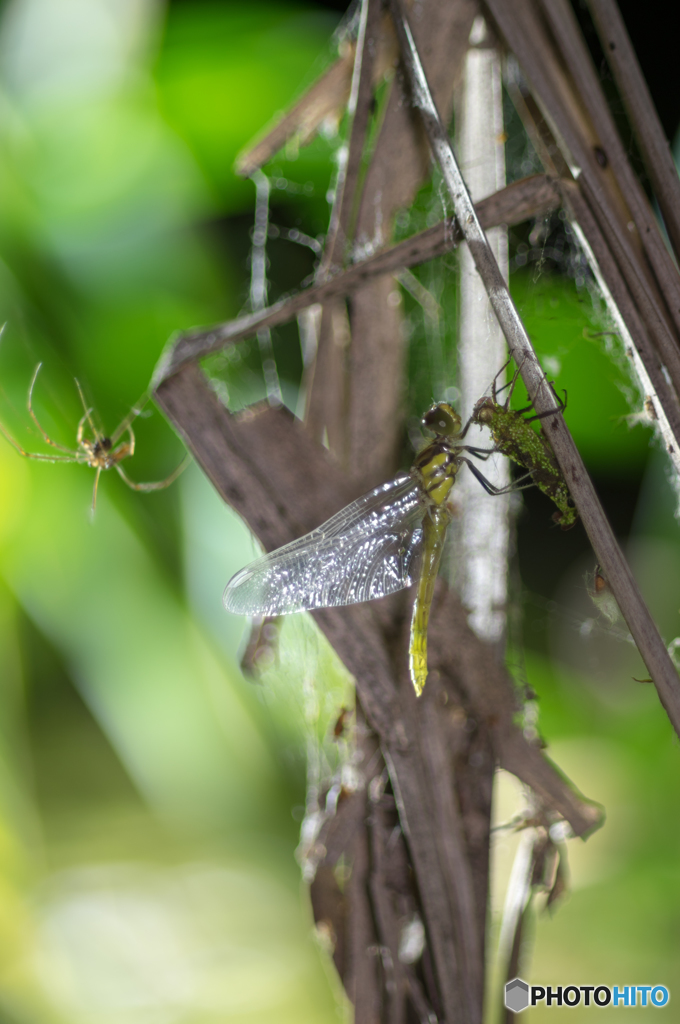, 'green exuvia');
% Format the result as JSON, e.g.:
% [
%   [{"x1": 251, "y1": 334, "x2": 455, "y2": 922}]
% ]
[{"x1": 471, "y1": 362, "x2": 578, "y2": 530}]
